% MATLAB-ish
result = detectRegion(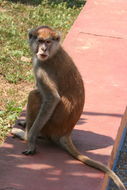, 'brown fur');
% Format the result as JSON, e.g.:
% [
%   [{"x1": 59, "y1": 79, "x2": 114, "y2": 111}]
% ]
[{"x1": 37, "y1": 28, "x2": 56, "y2": 40}]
